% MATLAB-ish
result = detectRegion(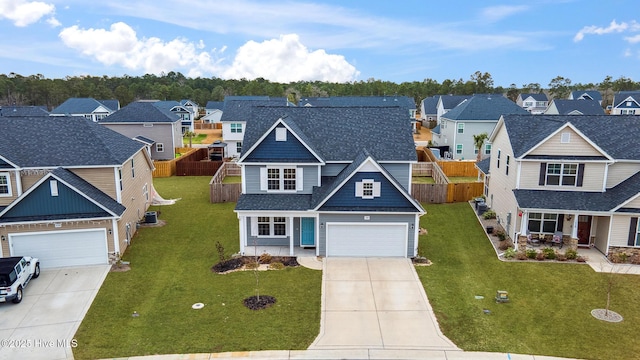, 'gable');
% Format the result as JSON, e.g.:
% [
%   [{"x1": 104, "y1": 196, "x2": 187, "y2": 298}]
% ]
[
  {"x1": 622, "y1": 195, "x2": 640, "y2": 209},
  {"x1": 243, "y1": 125, "x2": 320, "y2": 163},
  {"x1": 319, "y1": 172, "x2": 418, "y2": 211},
  {"x1": 0, "y1": 178, "x2": 111, "y2": 222},
  {"x1": 528, "y1": 126, "x2": 605, "y2": 157}
]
